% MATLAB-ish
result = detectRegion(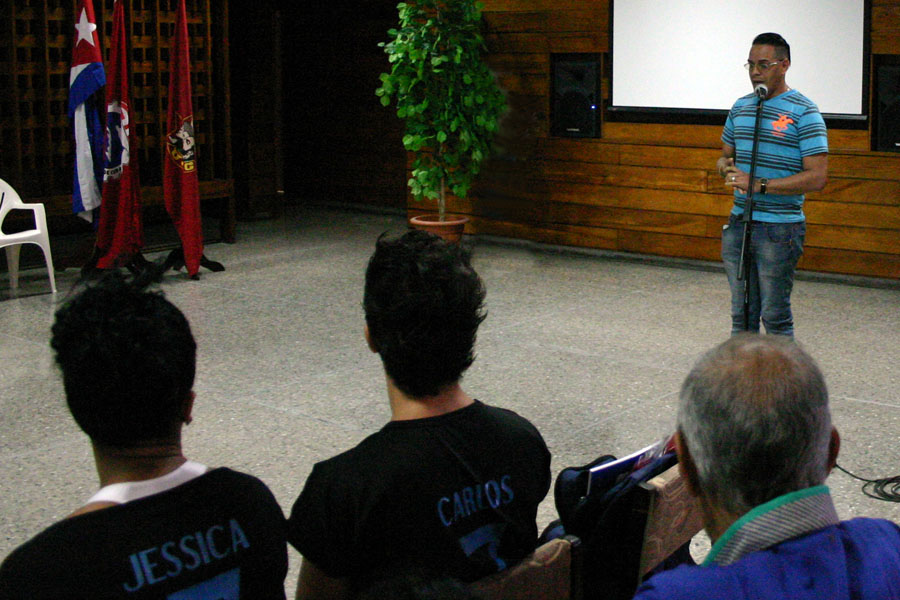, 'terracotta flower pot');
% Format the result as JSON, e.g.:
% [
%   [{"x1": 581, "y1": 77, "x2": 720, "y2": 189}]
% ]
[{"x1": 408, "y1": 214, "x2": 469, "y2": 243}]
